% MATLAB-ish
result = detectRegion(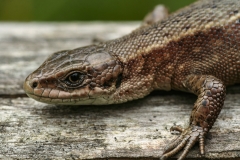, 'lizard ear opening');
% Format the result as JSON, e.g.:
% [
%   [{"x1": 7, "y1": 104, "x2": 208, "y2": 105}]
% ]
[{"x1": 115, "y1": 73, "x2": 123, "y2": 89}]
